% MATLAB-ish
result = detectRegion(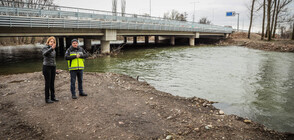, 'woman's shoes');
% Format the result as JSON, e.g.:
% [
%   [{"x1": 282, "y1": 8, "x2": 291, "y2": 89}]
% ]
[
  {"x1": 51, "y1": 98, "x2": 59, "y2": 102},
  {"x1": 45, "y1": 99, "x2": 54, "y2": 103},
  {"x1": 72, "y1": 95, "x2": 77, "y2": 99},
  {"x1": 45, "y1": 98, "x2": 59, "y2": 103}
]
